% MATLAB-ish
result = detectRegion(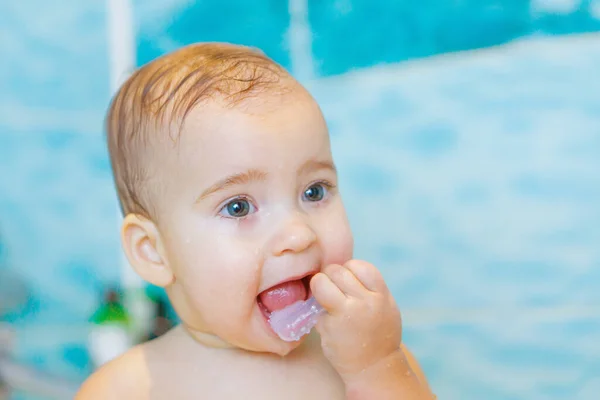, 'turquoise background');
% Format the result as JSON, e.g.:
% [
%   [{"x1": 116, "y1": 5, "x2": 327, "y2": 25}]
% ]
[{"x1": 1, "y1": 1, "x2": 599, "y2": 398}]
